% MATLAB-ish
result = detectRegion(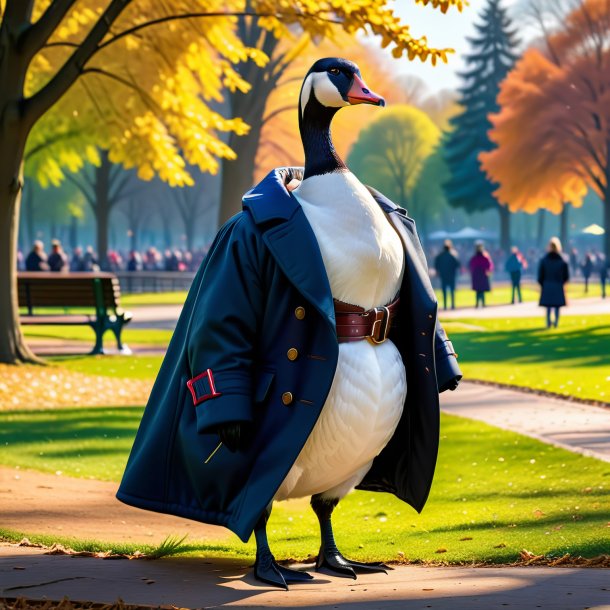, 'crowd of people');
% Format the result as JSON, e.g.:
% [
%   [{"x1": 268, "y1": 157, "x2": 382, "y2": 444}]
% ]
[
  {"x1": 19, "y1": 236, "x2": 608, "y2": 330},
  {"x1": 18, "y1": 241, "x2": 208, "y2": 274},
  {"x1": 433, "y1": 238, "x2": 608, "y2": 327}
]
